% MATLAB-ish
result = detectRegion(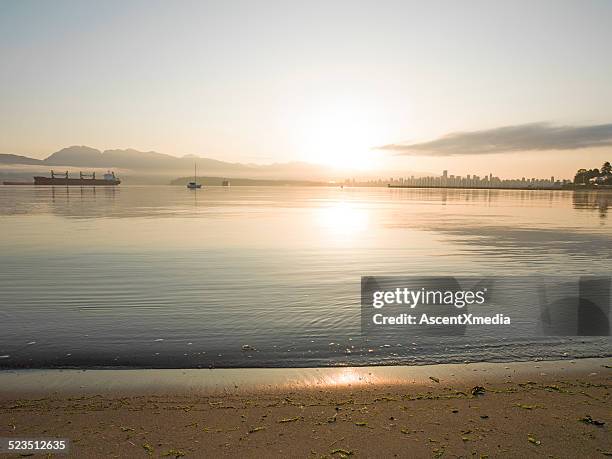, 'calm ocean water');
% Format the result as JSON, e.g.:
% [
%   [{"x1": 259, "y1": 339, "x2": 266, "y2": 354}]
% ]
[{"x1": 0, "y1": 185, "x2": 610, "y2": 368}]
